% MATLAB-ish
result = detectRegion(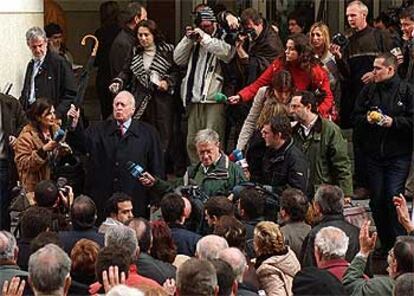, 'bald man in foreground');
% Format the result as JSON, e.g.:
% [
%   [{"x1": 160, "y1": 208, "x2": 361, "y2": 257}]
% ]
[{"x1": 67, "y1": 91, "x2": 164, "y2": 221}]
